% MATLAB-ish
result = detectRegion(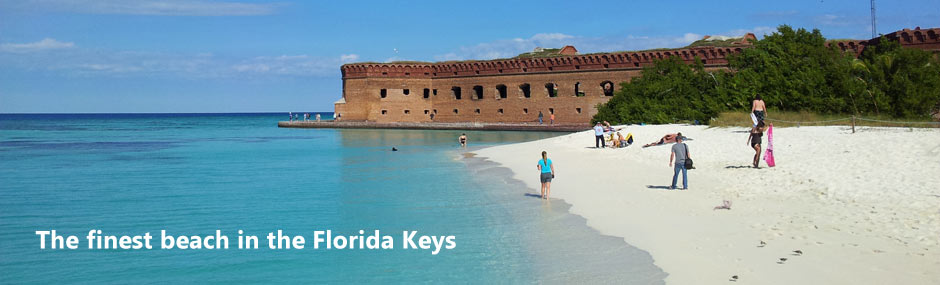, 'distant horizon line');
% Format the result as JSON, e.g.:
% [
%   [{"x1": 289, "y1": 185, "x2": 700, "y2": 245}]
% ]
[{"x1": 0, "y1": 111, "x2": 334, "y2": 115}]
